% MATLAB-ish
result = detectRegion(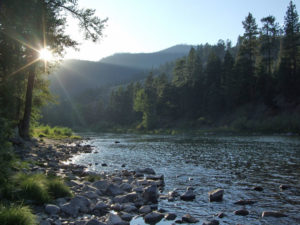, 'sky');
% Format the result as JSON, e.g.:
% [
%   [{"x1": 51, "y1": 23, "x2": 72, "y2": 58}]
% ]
[{"x1": 64, "y1": 0, "x2": 295, "y2": 61}]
